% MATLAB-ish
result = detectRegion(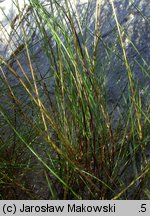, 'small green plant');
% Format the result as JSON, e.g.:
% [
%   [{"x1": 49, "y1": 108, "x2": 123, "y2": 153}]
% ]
[{"x1": 0, "y1": 0, "x2": 149, "y2": 199}]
